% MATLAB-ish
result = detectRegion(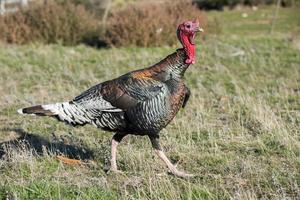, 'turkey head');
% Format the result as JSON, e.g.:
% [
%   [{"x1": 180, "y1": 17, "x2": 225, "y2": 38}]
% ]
[{"x1": 177, "y1": 20, "x2": 203, "y2": 65}]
